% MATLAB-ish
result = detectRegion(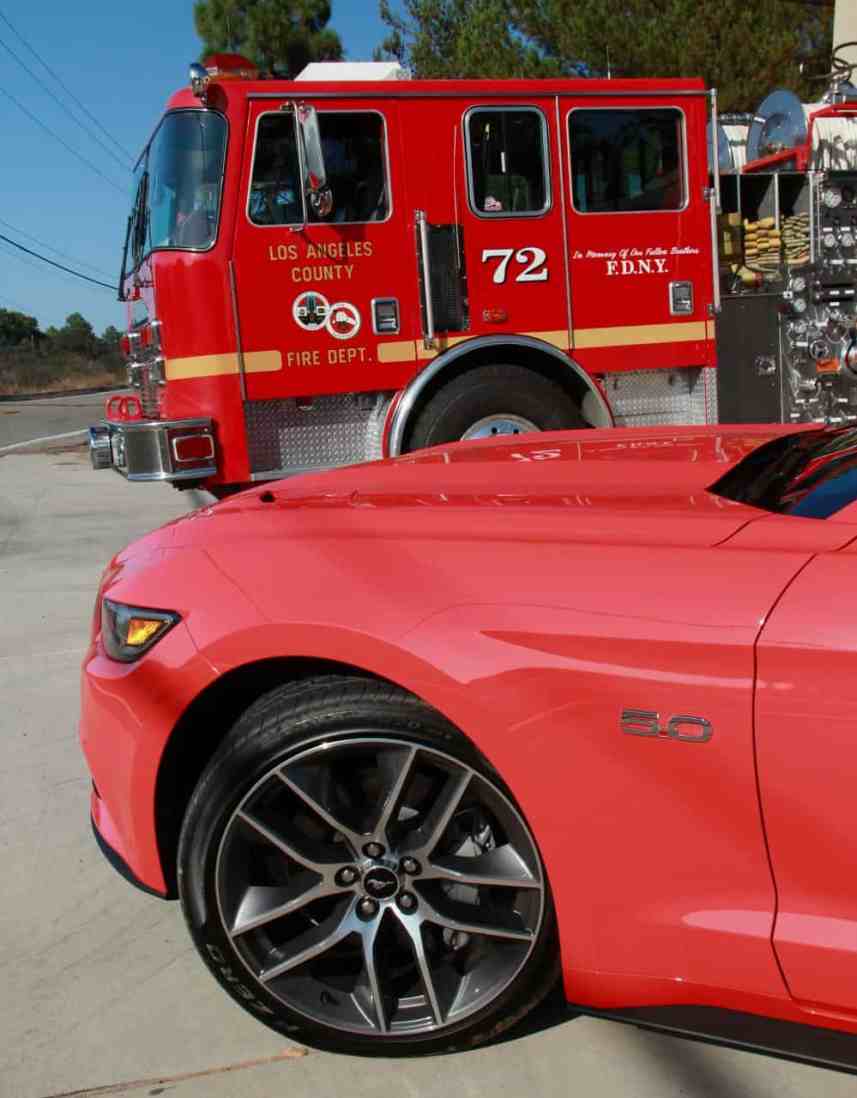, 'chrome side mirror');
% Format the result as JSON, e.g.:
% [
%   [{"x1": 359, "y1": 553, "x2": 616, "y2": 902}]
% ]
[
  {"x1": 297, "y1": 103, "x2": 328, "y2": 188},
  {"x1": 309, "y1": 187, "x2": 334, "y2": 218}
]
